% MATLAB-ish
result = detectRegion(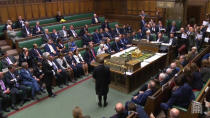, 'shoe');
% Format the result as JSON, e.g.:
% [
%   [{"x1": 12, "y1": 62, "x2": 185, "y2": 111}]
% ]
[
  {"x1": 58, "y1": 85, "x2": 63, "y2": 88},
  {"x1": 104, "y1": 102, "x2": 108, "y2": 107},
  {"x1": 49, "y1": 94, "x2": 56, "y2": 98},
  {"x1": 11, "y1": 105, "x2": 19, "y2": 110},
  {"x1": 20, "y1": 101, "x2": 25, "y2": 106},
  {"x1": 4, "y1": 108, "x2": 10, "y2": 112},
  {"x1": 98, "y1": 102, "x2": 102, "y2": 107}
]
